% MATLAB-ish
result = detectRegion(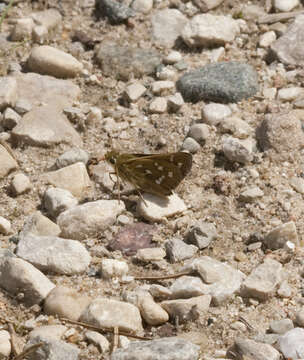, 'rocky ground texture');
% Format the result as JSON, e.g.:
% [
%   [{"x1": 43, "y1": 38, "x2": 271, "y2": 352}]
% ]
[{"x1": 1, "y1": 0, "x2": 304, "y2": 359}]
